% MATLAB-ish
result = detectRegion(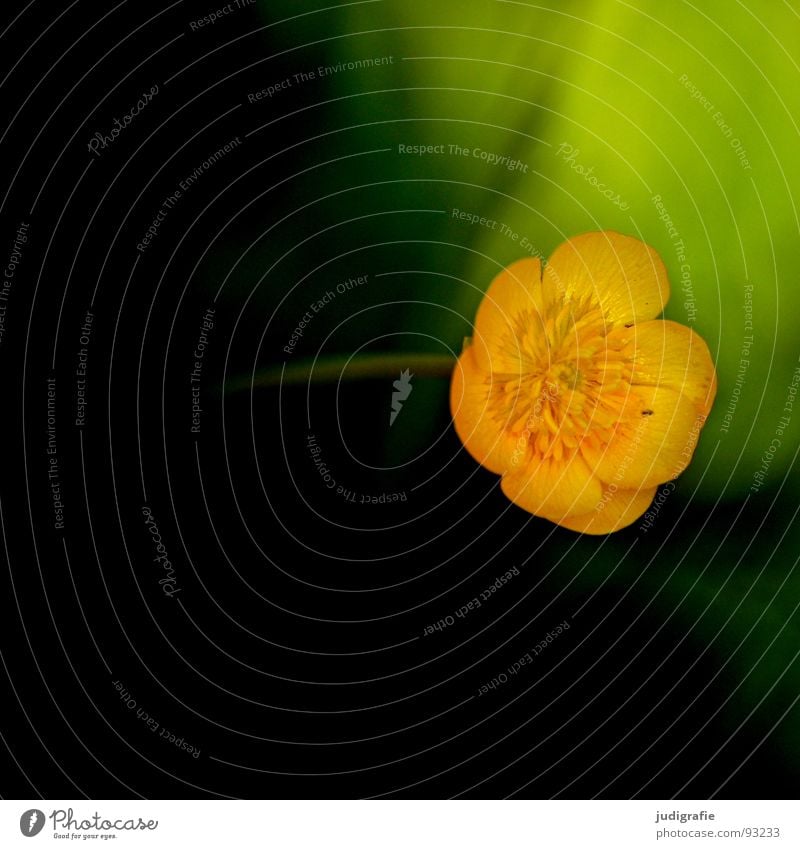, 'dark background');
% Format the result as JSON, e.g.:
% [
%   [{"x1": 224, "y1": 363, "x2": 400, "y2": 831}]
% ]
[{"x1": 1, "y1": 0, "x2": 798, "y2": 799}]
